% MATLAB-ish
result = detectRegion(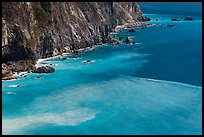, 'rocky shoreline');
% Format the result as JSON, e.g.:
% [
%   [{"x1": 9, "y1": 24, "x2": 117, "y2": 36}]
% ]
[
  {"x1": 2, "y1": 18, "x2": 152, "y2": 80},
  {"x1": 2, "y1": 2, "x2": 151, "y2": 80},
  {"x1": 2, "y1": 20, "x2": 152, "y2": 81},
  {"x1": 4, "y1": 13, "x2": 194, "y2": 81},
  {"x1": 114, "y1": 22, "x2": 152, "y2": 32}
]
